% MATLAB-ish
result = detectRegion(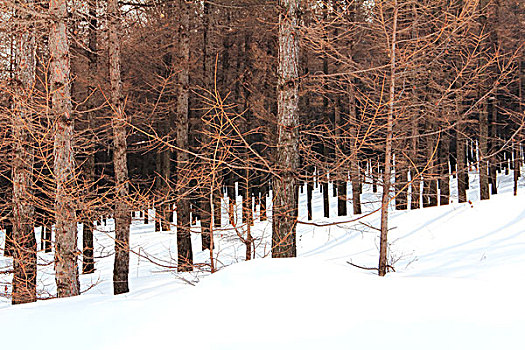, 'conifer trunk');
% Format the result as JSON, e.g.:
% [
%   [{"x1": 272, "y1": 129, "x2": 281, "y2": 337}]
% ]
[
  {"x1": 272, "y1": 0, "x2": 300, "y2": 258},
  {"x1": 12, "y1": 0, "x2": 37, "y2": 304},
  {"x1": 379, "y1": 0, "x2": 397, "y2": 277},
  {"x1": 109, "y1": 0, "x2": 131, "y2": 295},
  {"x1": 479, "y1": 100, "x2": 490, "y2": 200},
  {"x1": 176, "y1": 0, "x2": 193, "y2": 271},
  {"x1": 457, "y1": 121, "x2": 467, "y2": 203},
  {"x1": 439, "y1": 133, "x2": 450, "y2": 205},
  {"x1": 410, "y1": 116, "x2": 420, "y2": 209},
  {"x1": 348, "y1": 82, "x2": 361, "y2": 215},
  {"x1": 82, "y1": 0, "x2": 97, "y2": 275},
  {"x1": 50, "y1": 0, "x2": 79, "y2": 297}
]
